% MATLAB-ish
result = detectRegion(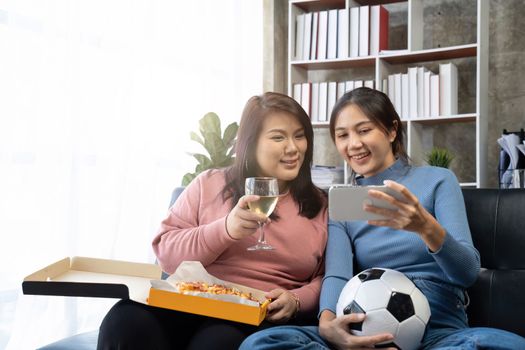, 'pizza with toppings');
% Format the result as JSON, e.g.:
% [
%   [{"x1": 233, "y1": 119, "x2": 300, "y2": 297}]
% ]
[{"x1": 176, "y1": 281, "x2": 260, "y2": 303}]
